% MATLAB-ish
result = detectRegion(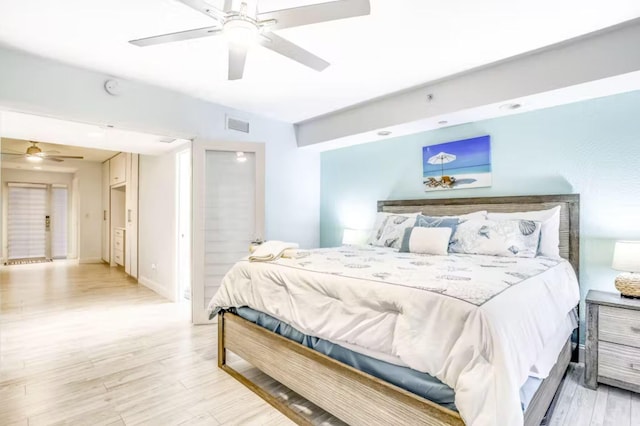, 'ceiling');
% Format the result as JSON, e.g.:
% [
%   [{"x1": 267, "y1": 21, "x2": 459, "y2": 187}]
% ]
[
  {"x1": 0, "y1": 110, "x2": 190, "y2": 156},
  {"x1": 0, "y1": 1, "x2": 638, "y2": 124}
]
